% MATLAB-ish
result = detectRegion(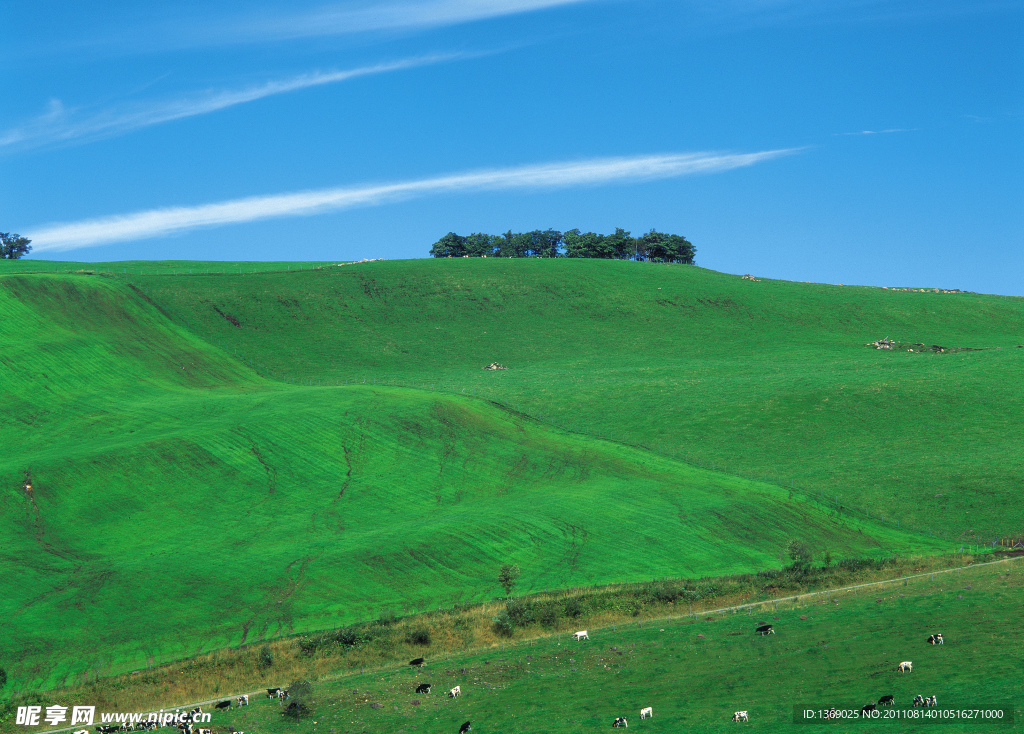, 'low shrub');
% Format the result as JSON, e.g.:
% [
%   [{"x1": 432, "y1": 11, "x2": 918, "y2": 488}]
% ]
[
  {"x1": 505, "y1": 599, "x2": 535, "y2": 627},
  {"x1": 563, "y1": 597, "x2": 584, "y2": 618},
  {"x1": 492, "y1": 611, "x2": 515, "y2": 637},
  {"x1": 257, "y1": 647, "x2": 273, "y2": 670},
  {"x1": 535, "y1": 601, "x2": 561, "y2": 629},
  {"x1": 405, "y1": 627, "x2": 431, "y2": 646}
]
